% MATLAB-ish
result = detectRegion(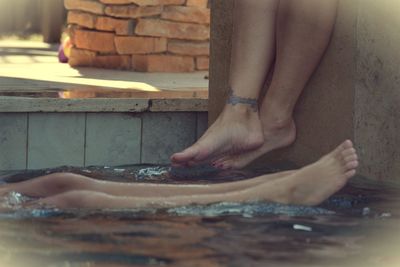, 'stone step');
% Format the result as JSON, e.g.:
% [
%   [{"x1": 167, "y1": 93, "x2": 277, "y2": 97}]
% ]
[{"x1": 0, "y1": 111, "x2": 208, "y2": 170}]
